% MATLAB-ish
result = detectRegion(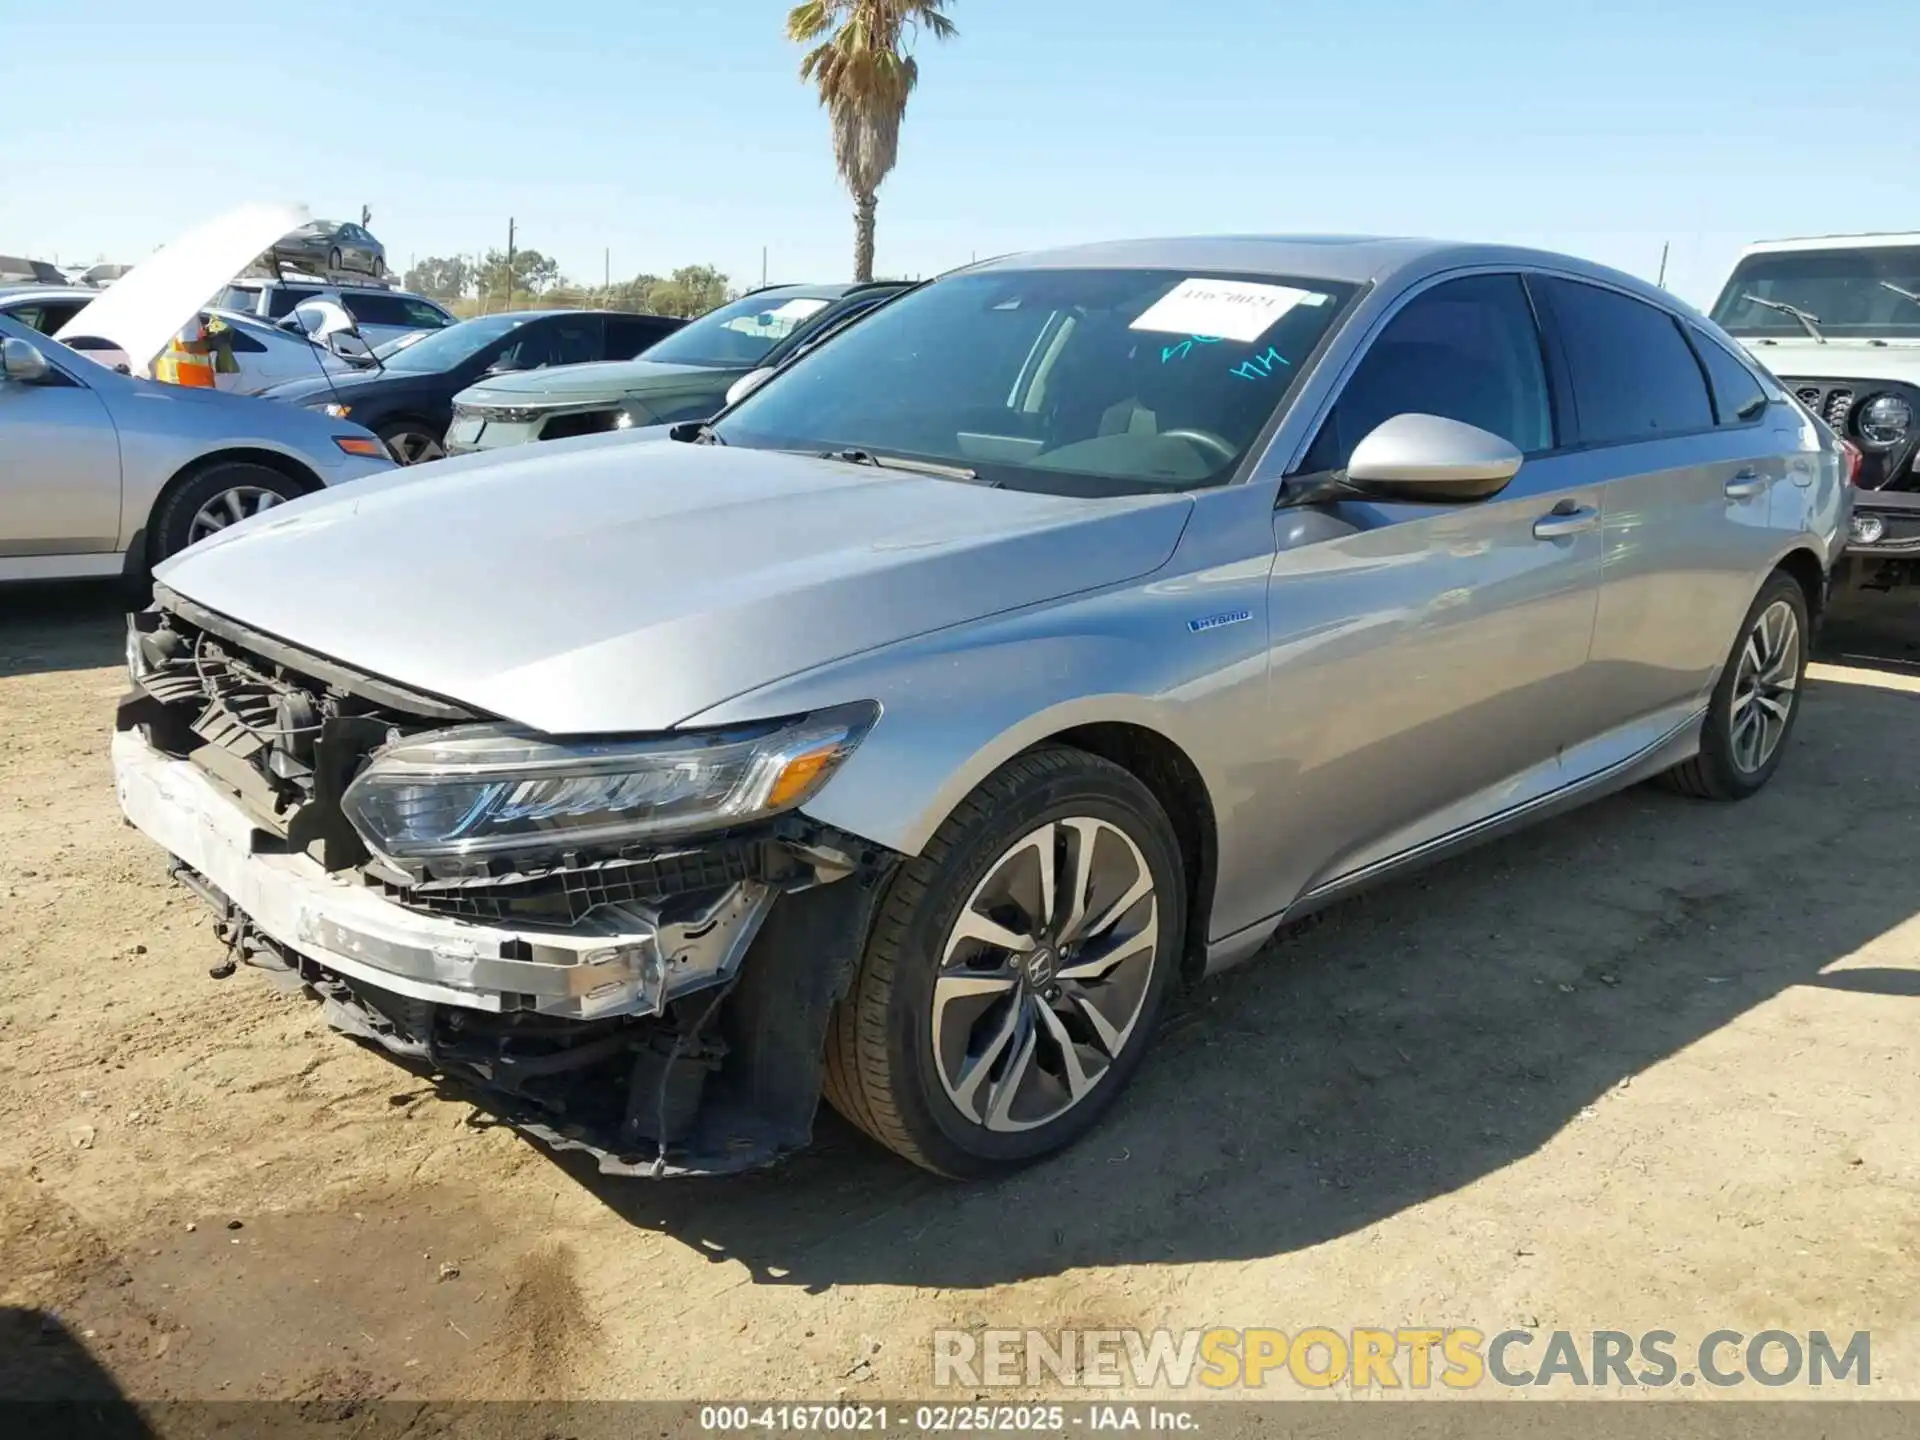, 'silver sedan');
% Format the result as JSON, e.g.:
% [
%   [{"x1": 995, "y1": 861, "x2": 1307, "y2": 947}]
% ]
[
  {"x1": 114, "y1": 236, "x2": 1847, "y2": 1178},
  {"x1": 0, "y1": 315, "x2": 392, "y2": 584}
]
